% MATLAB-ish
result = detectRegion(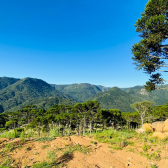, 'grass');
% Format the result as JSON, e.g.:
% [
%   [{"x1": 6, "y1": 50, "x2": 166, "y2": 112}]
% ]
[
  {"x1": 1, "y1": 126, "x2": 168, "y2": 167},
  {"x1": 141, "y1": 152, "x2": 161, "y2": 161},
  {"x1": 35, "y1": 137, "x2": 55, "y2": 142},
  {"x1": 41, "y1": 145, "x2": 49, "y2": 149},
  {"x1": 32, "y1": 161, "x2": 54, "y2": 168},
  {"x1": 0, "y1": 156, "x2": 14, "y2": 168},
  {"x1": 151, "y1": 165, "x2": 158, "y2": 168},
  {"x1": 46, "y1": 149, "x2": 57, "y2": 162},
  {"x1": 64, "y1": 144, "x2": 91, "y2": 155},
  {"x1": 143, "y1": 143, "x2": 150, "y2": 152}
]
